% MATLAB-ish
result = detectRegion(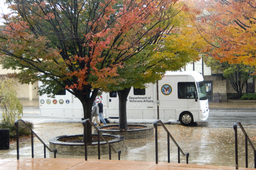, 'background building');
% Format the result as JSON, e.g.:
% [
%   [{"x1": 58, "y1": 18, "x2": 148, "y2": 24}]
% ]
[
  {"x1": 0, "y1": 65, "x2": 38, "y2": 101},
  {"x1": 185, "y1": 58, "x2": 255, "y2": 102}
]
